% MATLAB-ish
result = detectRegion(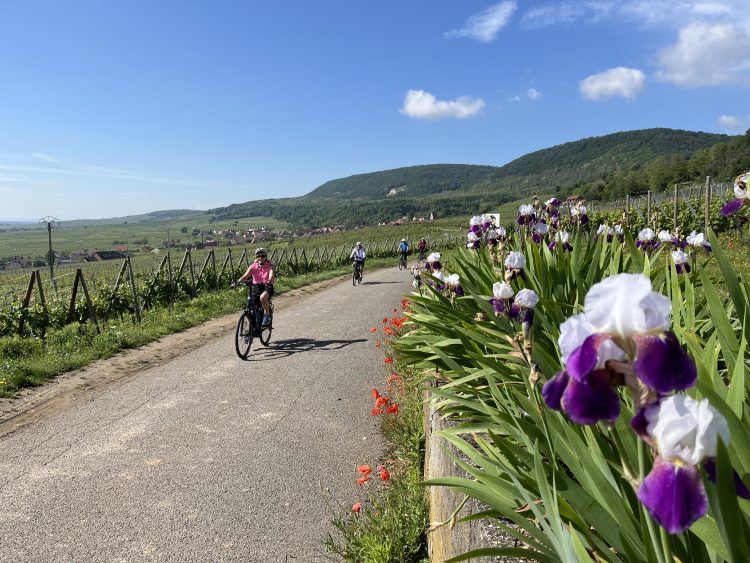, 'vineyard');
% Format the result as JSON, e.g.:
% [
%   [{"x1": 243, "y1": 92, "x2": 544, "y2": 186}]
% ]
[{"x1": 0, "y1": 229, "x2": 464, "y2": 338}]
